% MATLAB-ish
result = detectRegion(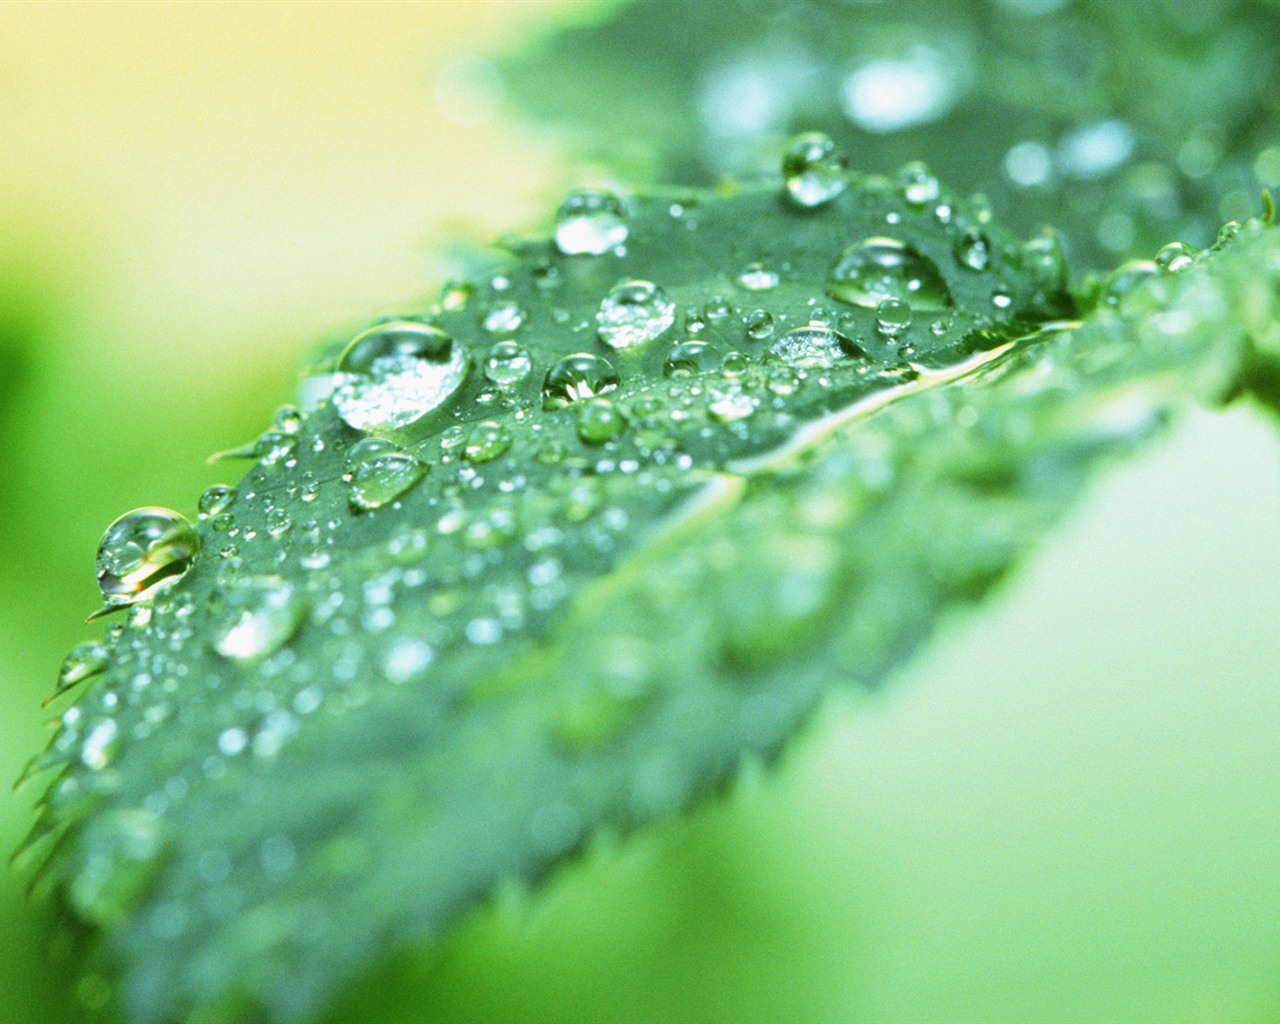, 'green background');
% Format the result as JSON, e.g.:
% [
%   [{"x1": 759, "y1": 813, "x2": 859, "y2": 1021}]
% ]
[{"x1": 2, "y1": 3, "x2": 1277, "y2": 1021}]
